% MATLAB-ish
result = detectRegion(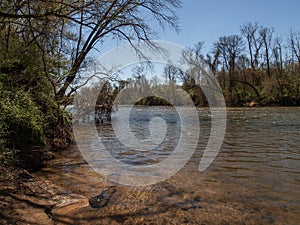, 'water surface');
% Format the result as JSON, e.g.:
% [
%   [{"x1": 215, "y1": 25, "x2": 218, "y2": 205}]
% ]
[{"x1": 42, "y1": 107, "x2": 300, "y2": 224}]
